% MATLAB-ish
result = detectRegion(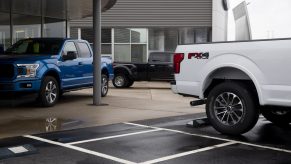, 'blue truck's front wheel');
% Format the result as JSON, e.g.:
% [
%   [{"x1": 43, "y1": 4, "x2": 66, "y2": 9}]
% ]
[{"x1": 39, "y1": 76, "x2": 59, "y2": 107}]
